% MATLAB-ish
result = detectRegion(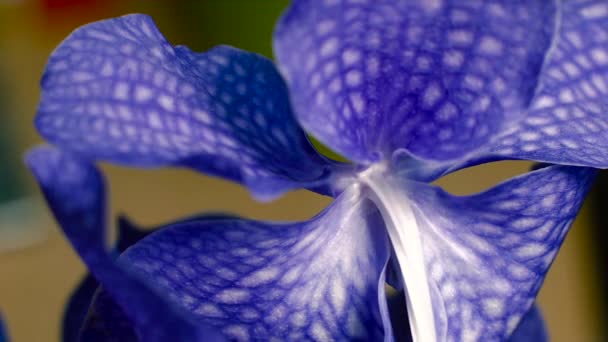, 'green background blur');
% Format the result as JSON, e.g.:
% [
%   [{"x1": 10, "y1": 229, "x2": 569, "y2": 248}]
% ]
[{"x1": 0, "y1": 1, "x2": 604, "y2": 341}]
